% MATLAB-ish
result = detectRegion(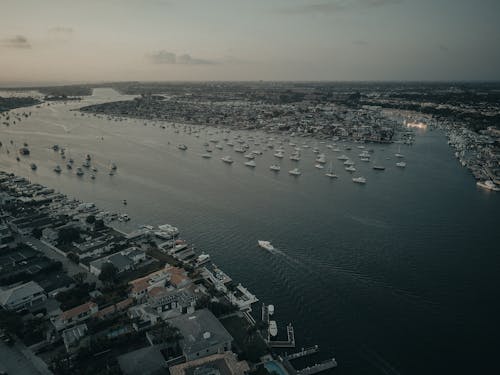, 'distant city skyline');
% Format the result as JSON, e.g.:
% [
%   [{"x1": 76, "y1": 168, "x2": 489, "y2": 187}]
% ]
[{"x1": 1, "y1": 0, "x2": 500, "y2": 84}]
